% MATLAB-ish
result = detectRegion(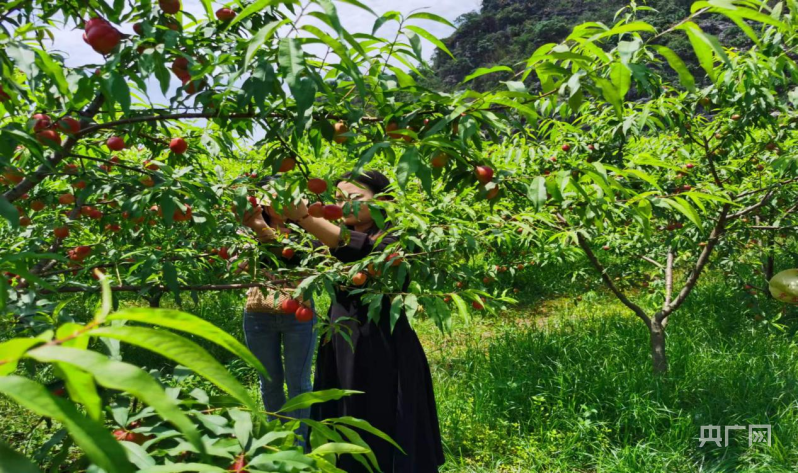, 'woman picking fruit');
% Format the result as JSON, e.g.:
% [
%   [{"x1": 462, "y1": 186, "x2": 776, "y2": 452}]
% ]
[
  {"x1": 282, "y1": 171, "x2": 444, "y2": 473},
  {"x1": 240, "y1": 177, "x2": 316, "y2": 452}
]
